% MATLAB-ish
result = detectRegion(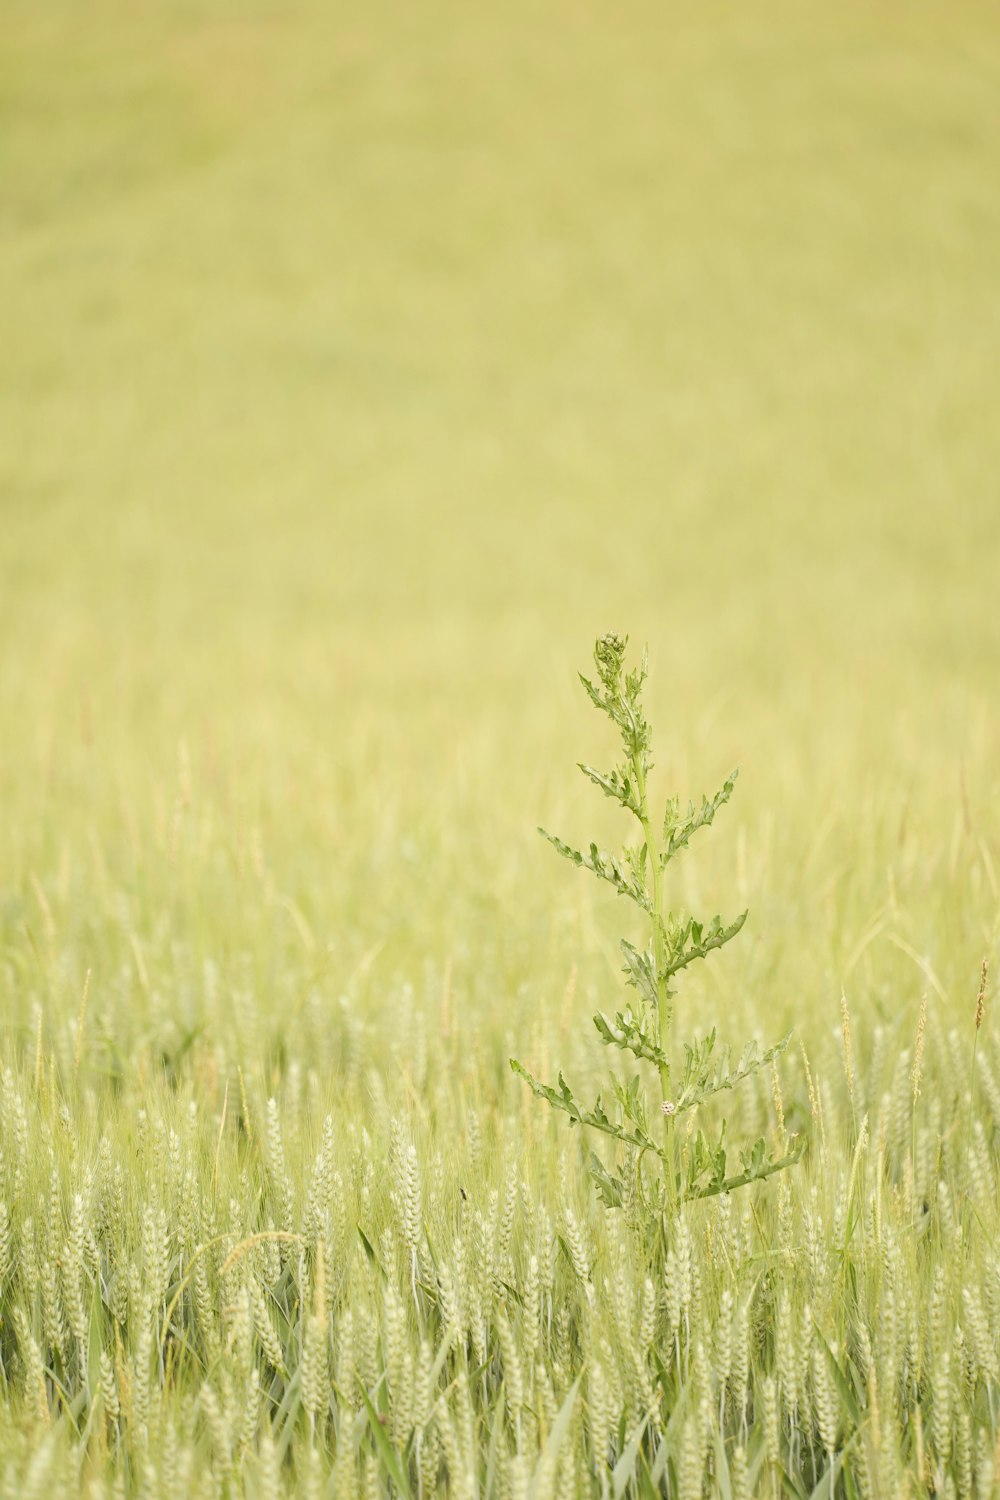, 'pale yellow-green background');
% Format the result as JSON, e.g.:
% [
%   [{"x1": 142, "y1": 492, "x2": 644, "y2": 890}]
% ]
[{"x1": 2, "y1": 0, "x2": 998, "y2": 1076}]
